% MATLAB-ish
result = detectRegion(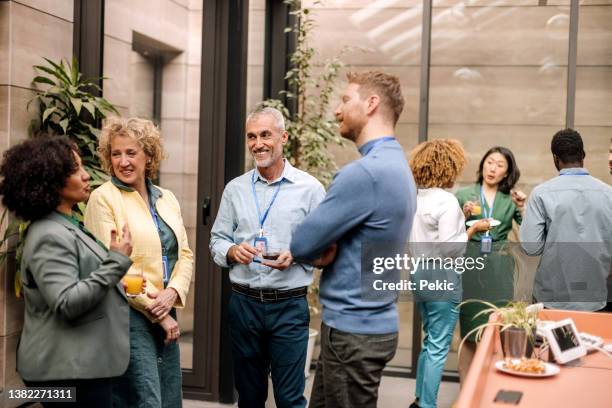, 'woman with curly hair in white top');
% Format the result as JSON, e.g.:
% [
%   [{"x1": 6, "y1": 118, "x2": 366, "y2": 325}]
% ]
[{"x1": 408, "y1": 139, "x2": 489, "y2": 408}]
